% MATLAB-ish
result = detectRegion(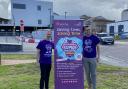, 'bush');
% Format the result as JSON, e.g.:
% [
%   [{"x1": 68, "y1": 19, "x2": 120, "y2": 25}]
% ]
[{"x1": 114, "y1": 35, "x2": 120, "y2": 40}]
